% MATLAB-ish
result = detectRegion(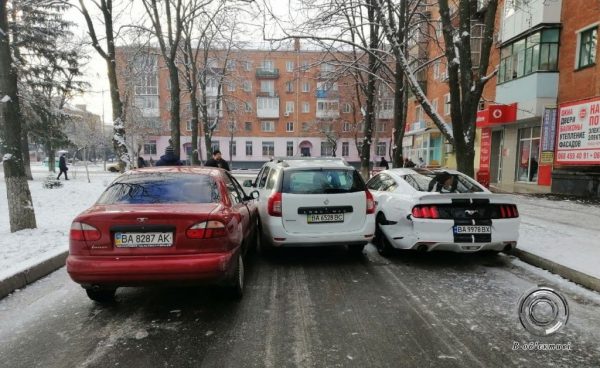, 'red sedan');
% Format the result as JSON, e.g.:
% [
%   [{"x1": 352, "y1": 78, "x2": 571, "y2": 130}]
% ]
[{"x1": 67, "y1": 167, "x2": 258, "y2": 302}]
